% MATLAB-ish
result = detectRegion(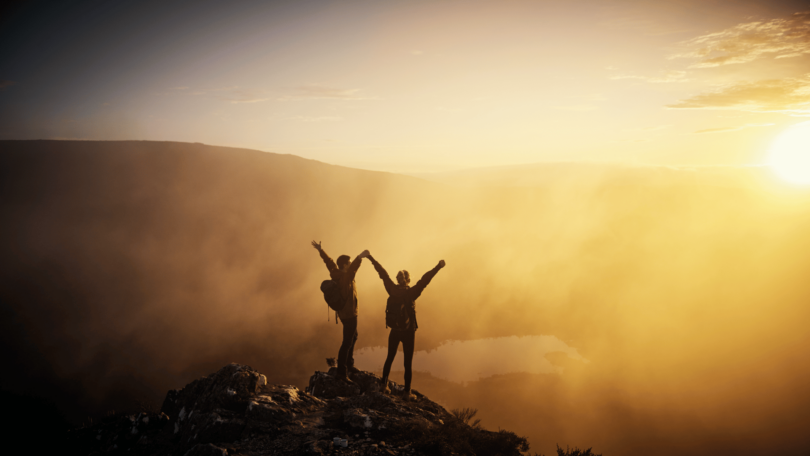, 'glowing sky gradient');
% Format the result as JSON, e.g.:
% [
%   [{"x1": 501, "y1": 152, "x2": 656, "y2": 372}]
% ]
[{"x1": 2, "y1": 0, "x2": 809, "y2": 172}]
